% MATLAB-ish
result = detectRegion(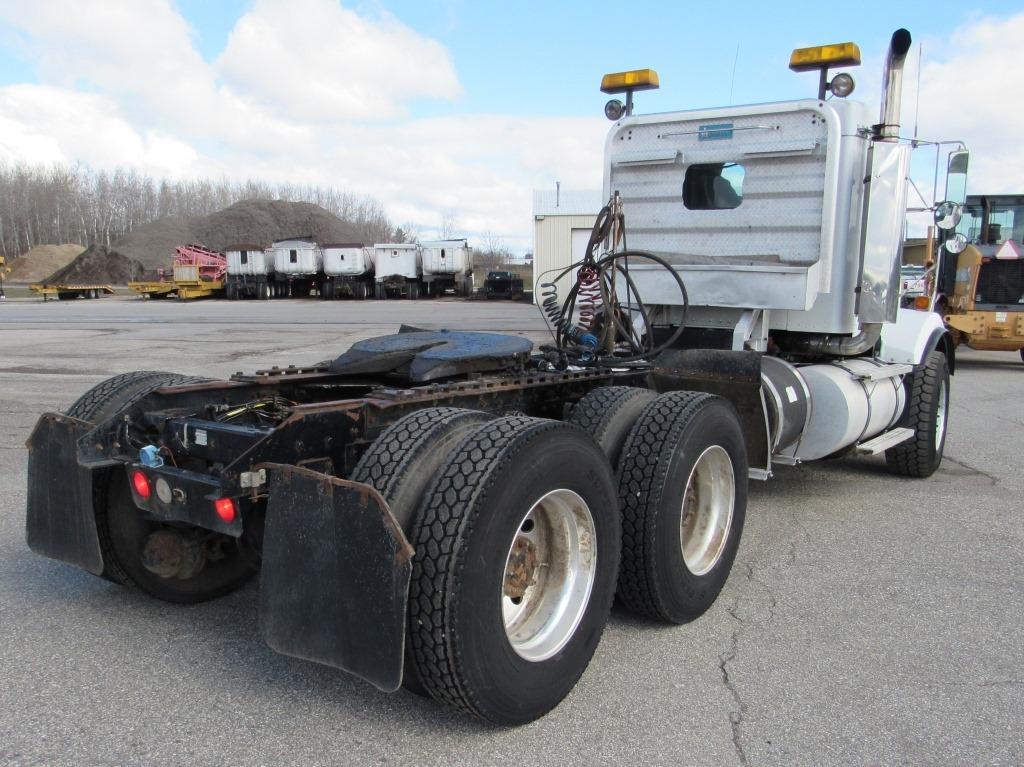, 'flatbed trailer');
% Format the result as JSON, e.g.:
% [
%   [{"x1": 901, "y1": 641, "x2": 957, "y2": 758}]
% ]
[
  {"x1": 24, "y1": 29, "x2": 966, "y2": 726},
  {"x1": 128, "y1": 281, "x2": 177, "y2": 299},
  {"x1": 29, "y1": 283, "x2": 115, "y2": 300},
  {"x1": 128, "y1": 279, "x2": 224, "y2": 300}
]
